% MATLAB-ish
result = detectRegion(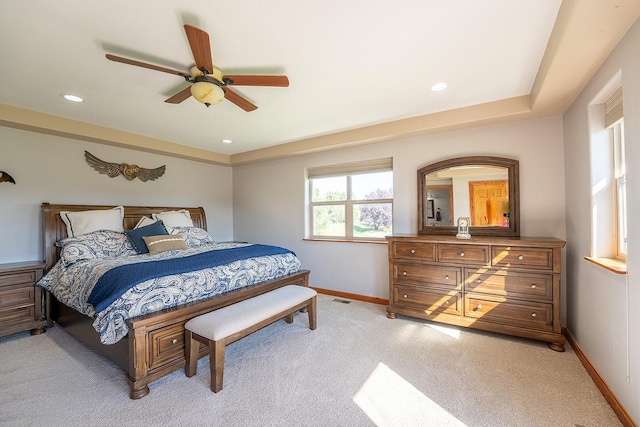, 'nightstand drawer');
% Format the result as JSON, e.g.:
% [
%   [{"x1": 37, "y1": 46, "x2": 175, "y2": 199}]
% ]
[
  {"x1": 0, "y1": 271, "x2": 36, "y2": 287},
  {"x1": 0, "y1": 305, "x2": 36, "y2": 328},
  {"x1": 0, "y1": 287, "x2": 35, "y2": 309}
]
